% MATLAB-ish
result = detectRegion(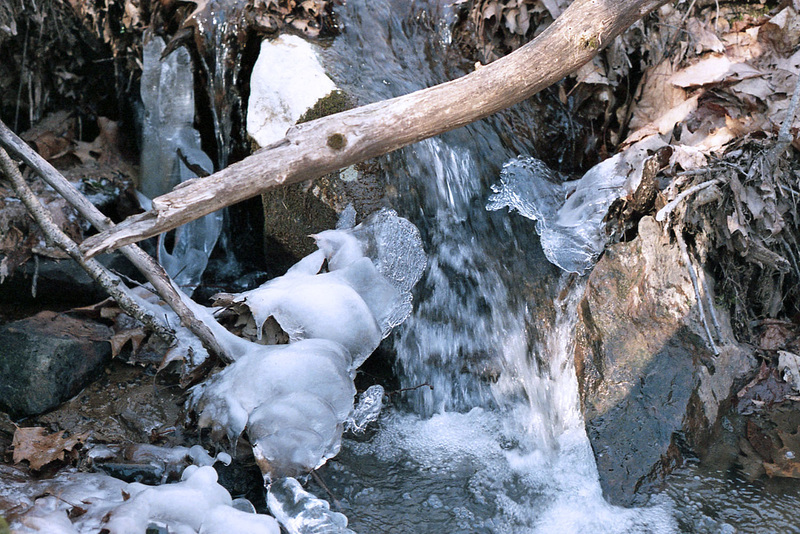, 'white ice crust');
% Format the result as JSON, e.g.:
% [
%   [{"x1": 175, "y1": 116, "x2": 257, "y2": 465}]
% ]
[
  {"x1": 189, "y1": 209, "x2": 424, "y2": 480},
  {"x1": 7, "y1": 465, "x2": 278, "y2": 534}
]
